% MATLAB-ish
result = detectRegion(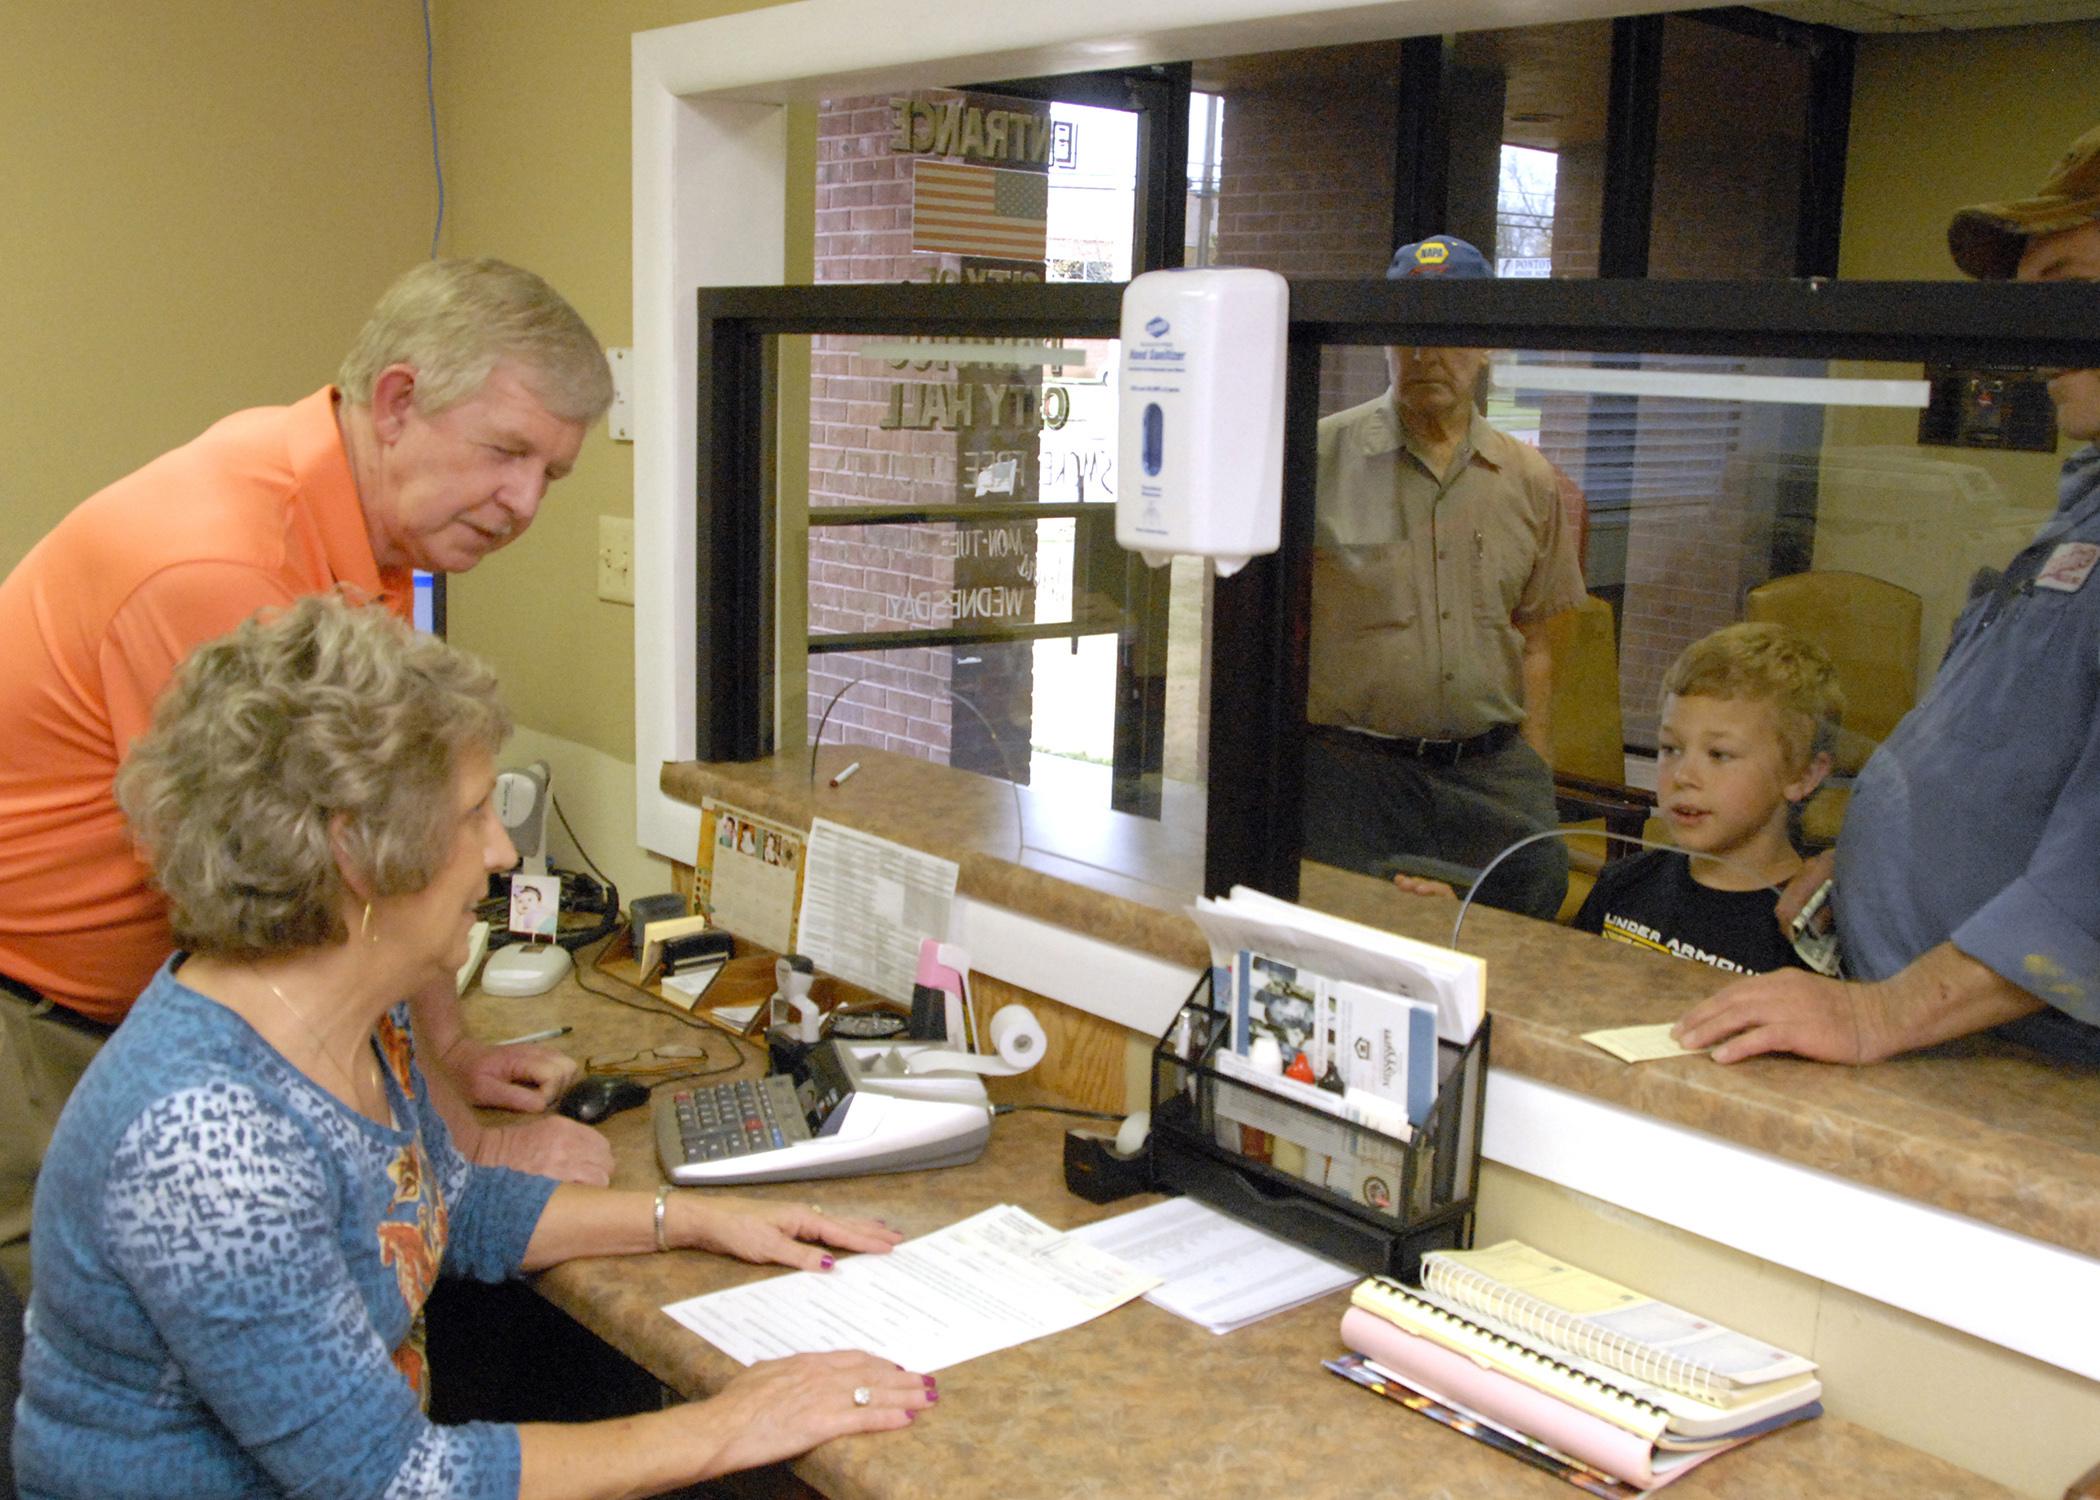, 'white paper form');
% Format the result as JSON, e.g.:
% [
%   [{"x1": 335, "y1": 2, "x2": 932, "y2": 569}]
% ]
[
  {"x1": 661, "y1": 1204, "x2": 1159, "y2": 1372},
  {"x1": 795, "y1": 818, "x2": 959, "y2": 1004},
  {"x1": 1066, "y1": 1196, "x2": 1357, "y2": 1334}
]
